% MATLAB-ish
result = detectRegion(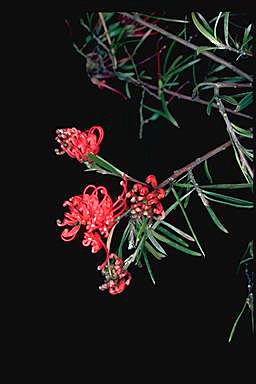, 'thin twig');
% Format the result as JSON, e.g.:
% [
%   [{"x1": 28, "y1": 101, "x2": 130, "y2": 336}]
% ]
[
  {"x1": 126, "y1": 76, "x2": 252, "y2": 119},
  {"x1": 118, "y1": 12, "x2": 253, "y2": 82},
  {"x1": 158, "y1": 139, "x2": 237, "y2": 189},
  {"x1": 98, "y1": 12, "x2": 117, "y2": 69}
]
